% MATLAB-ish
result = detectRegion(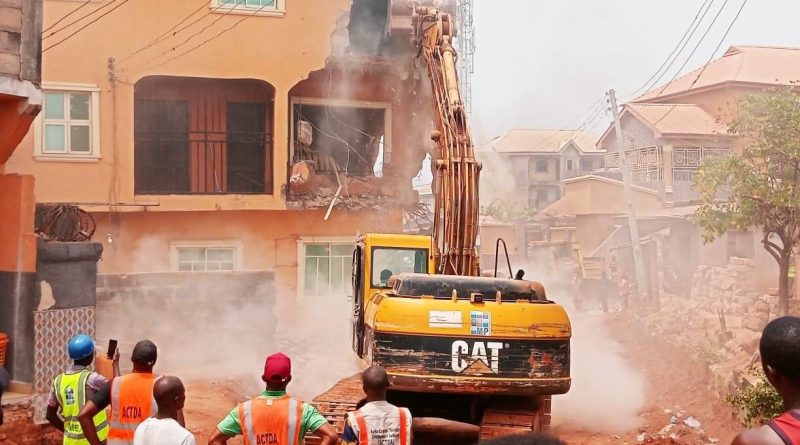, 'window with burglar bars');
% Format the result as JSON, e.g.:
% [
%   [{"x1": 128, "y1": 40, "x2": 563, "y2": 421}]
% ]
[{"x1": 303, "y1": 243, "x2": 354, "y2": 298}]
